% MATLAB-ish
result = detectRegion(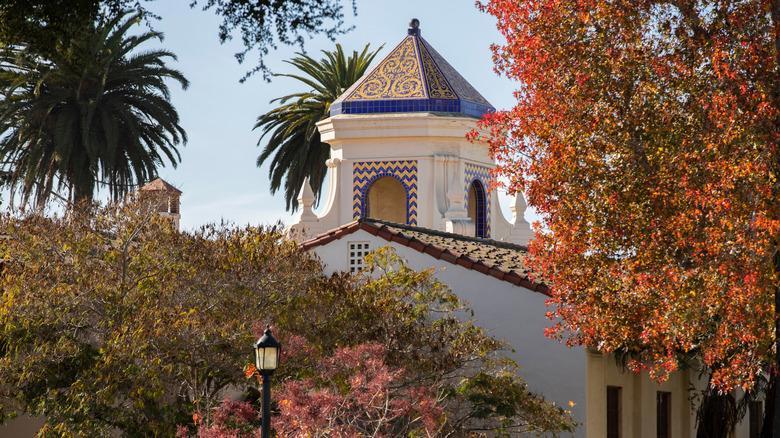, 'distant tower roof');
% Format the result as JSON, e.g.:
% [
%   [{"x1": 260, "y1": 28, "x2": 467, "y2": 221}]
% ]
[
  {"x1": 330, "y1": 19, "x2": 495, "y2": 118},
  {"x1": 139, "y1": 178, "x2": 182, "y2": 230},
  {"x1": 140, "y1": 178, "x2": 182, "y2": 194}
]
